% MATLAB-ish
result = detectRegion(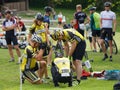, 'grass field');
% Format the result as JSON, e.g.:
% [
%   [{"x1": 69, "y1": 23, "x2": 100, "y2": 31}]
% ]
[
  {"x1": 0, "y1": 32, "x2": 120, "y2": 90},
  {"x1": 0, "y1": 8, "x2": 120, "y2": 90}
]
